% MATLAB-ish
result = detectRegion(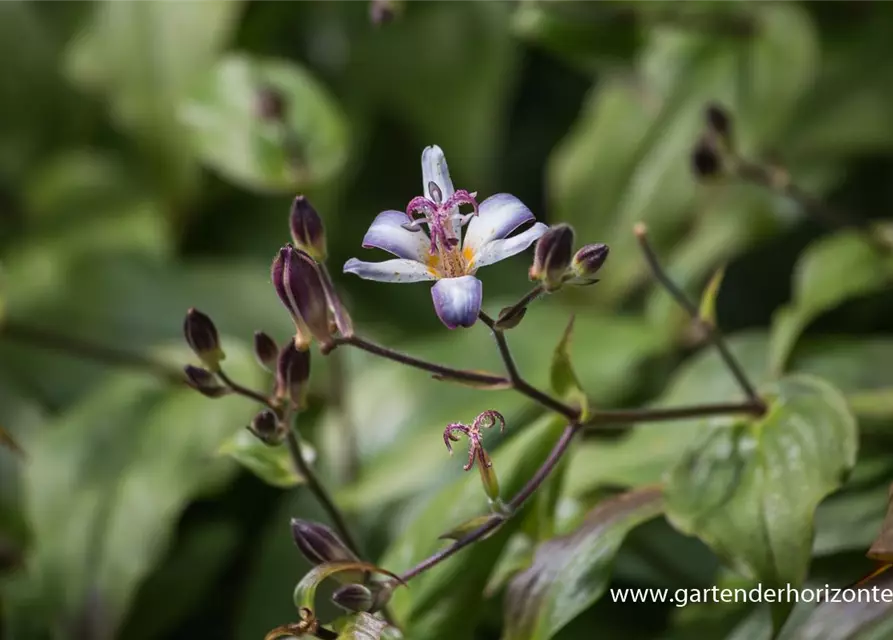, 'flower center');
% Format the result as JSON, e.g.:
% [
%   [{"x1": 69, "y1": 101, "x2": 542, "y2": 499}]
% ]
[{"x1": 405, "y1": 184, "x2": 480, "y2": 278}]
